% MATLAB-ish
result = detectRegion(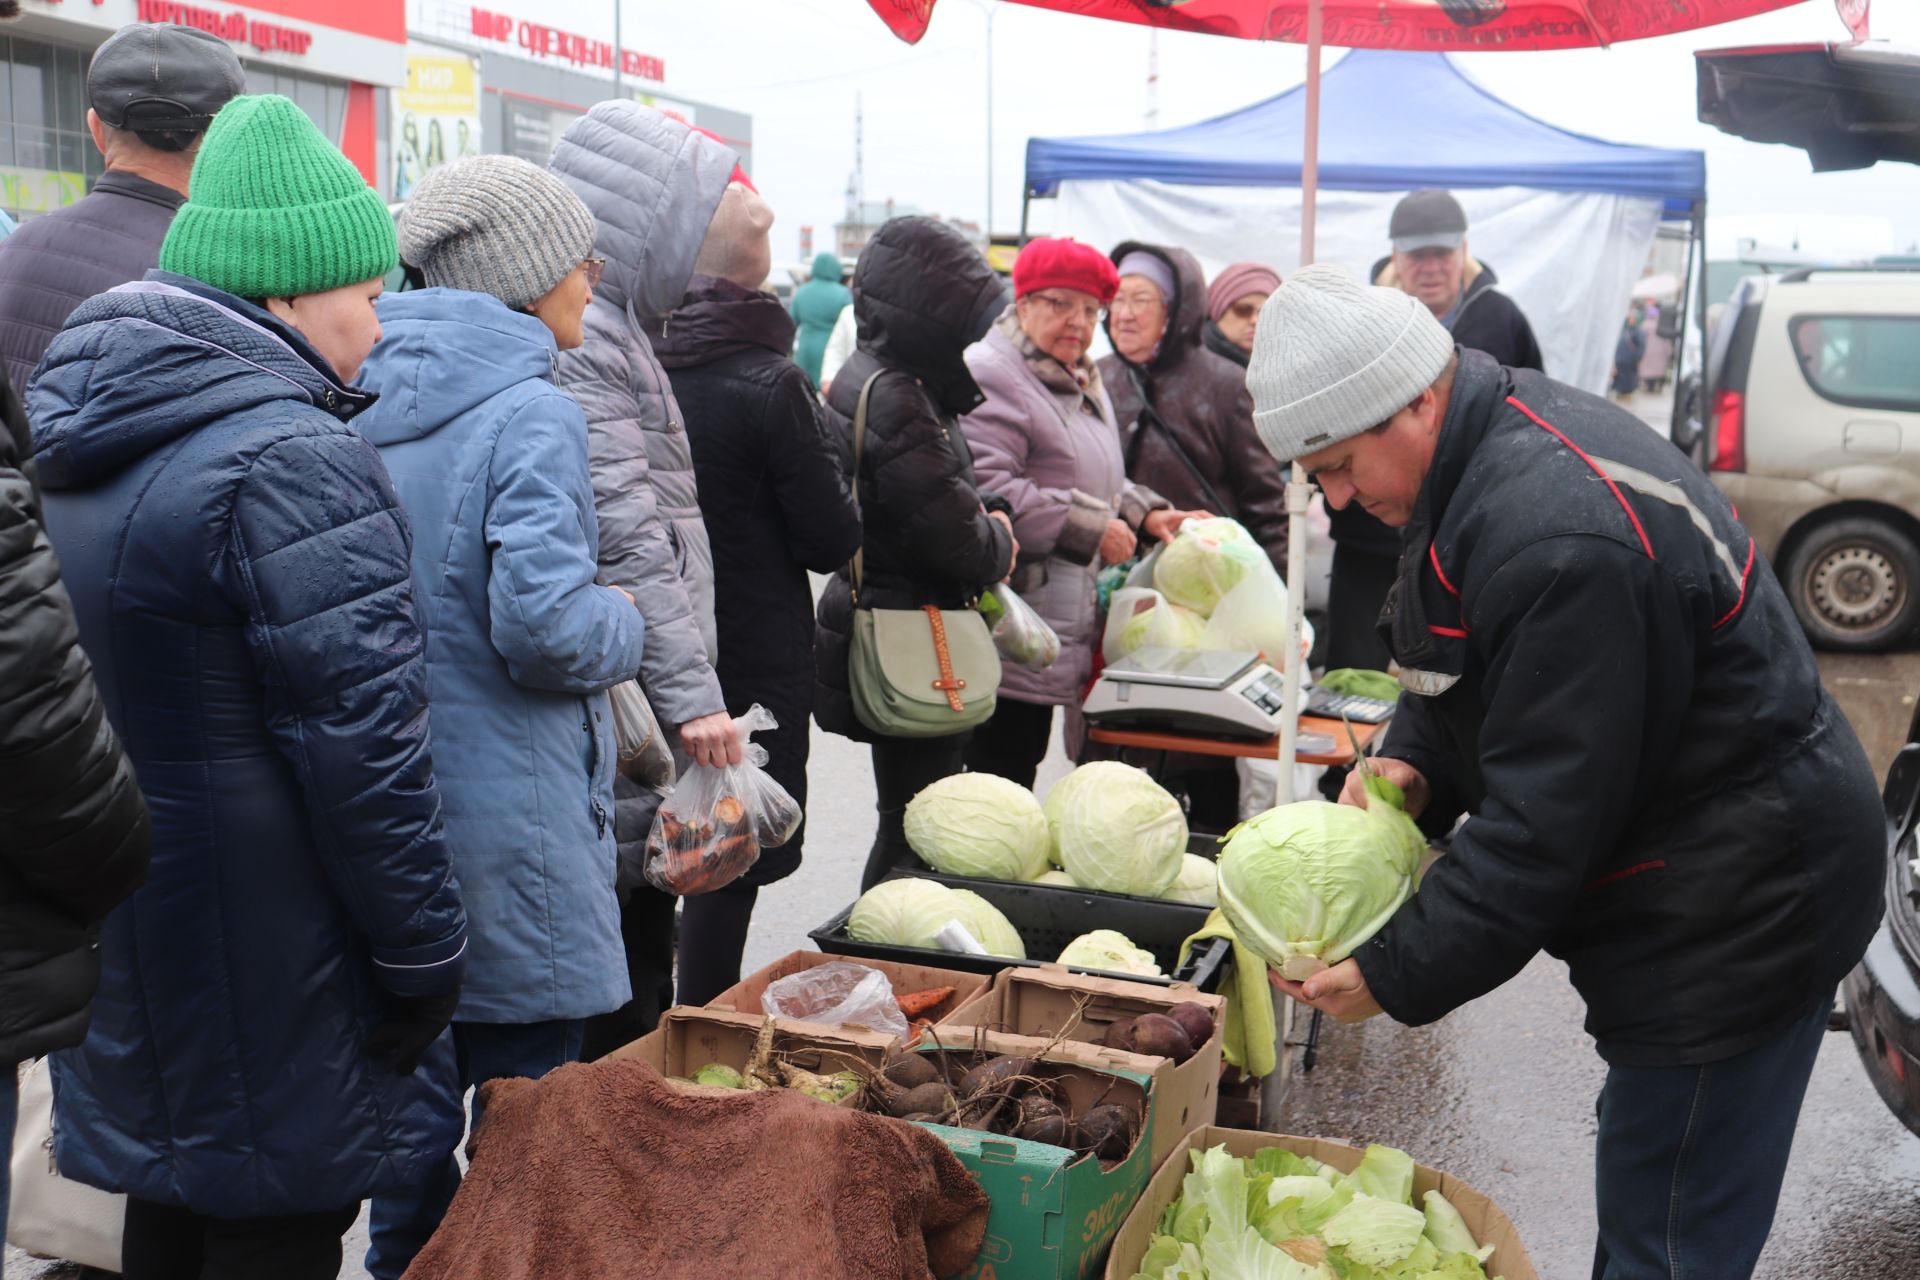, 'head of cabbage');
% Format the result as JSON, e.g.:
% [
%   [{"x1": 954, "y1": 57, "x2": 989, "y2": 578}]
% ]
[
  {"x1": 847, "y1": 878, "x2": 1027, "y2": 959},
  {"x1": 1152, "y1": 517, "x2": 1271, "y2": 615},
  {"x1": 904, "y1": 772, "x2": 1050, "y2": 882},
  {"x1": 1215, "y1": 777, "x2": 1426, "y2": 980},
  {"x1": 1058, "y1": 929, "x2": 1162, "y2": 978},
  {"x1": 1160, "y1": 853, "x2": 1218, "y2": 907},
  {"x1": 1042, "y1": 762, "x2": 1188, "y2": 896}
]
